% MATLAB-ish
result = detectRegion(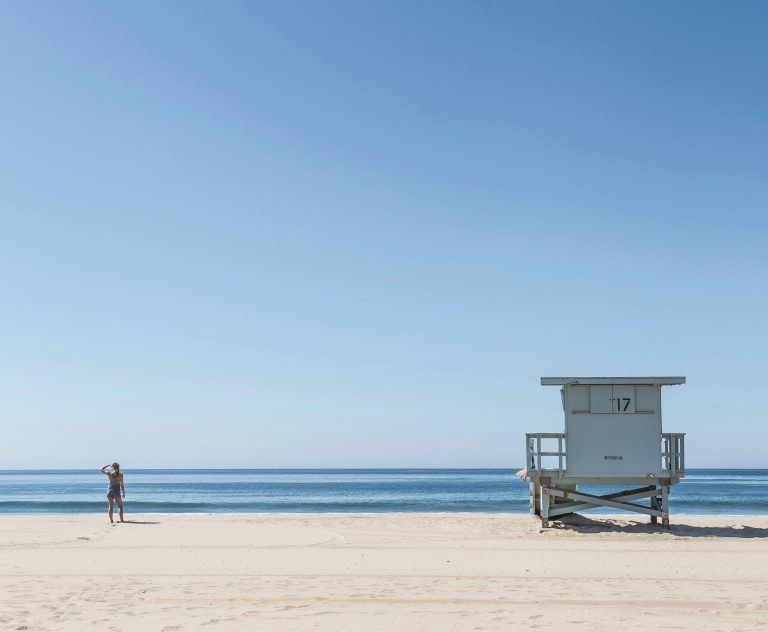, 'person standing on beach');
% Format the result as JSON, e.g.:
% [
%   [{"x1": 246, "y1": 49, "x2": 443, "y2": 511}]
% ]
[{"x1": 100, "y1": 462, "x2": 125, "y2": 523}]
